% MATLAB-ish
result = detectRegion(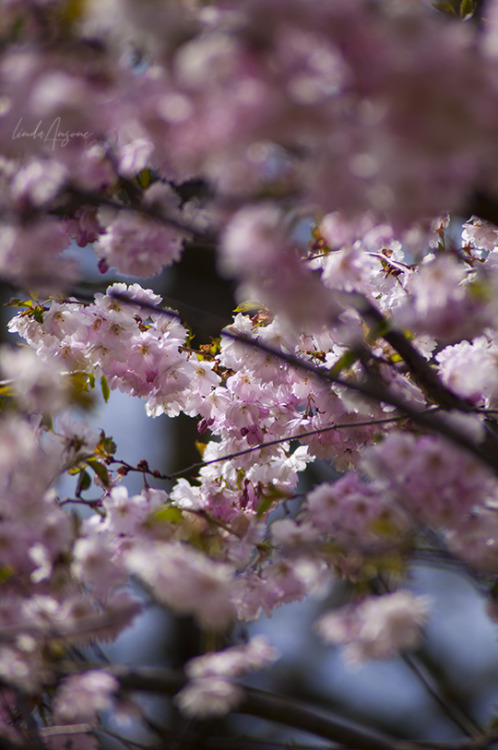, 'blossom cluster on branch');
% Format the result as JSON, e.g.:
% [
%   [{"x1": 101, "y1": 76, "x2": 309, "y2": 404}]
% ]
[{"x1": 1, "y1": 0, "x2": 498, "y2": 748}]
